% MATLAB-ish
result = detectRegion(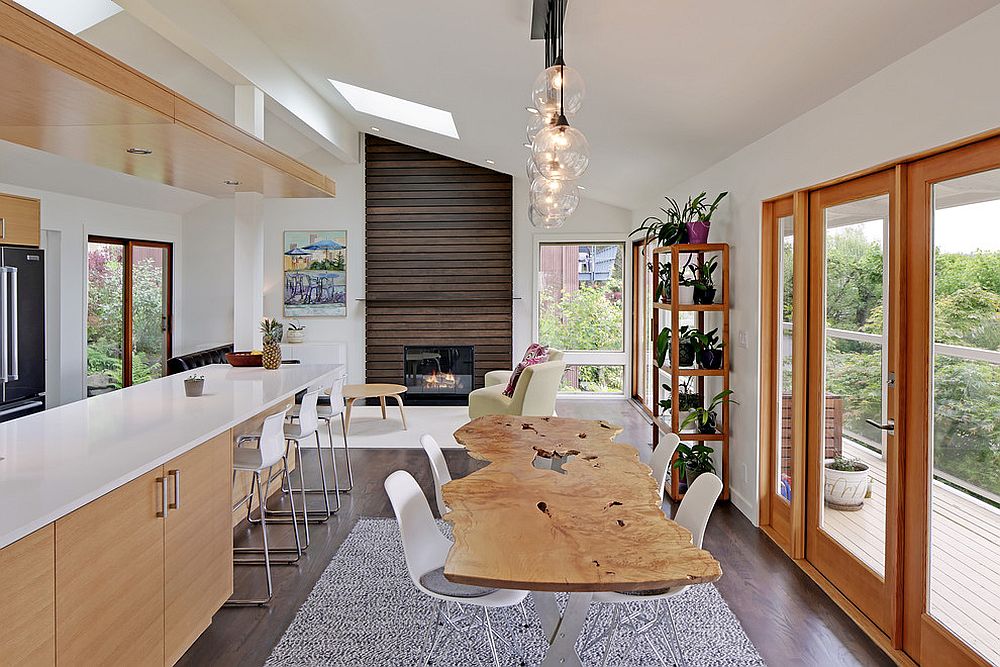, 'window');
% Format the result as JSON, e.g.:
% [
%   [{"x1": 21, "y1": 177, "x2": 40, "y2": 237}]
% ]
[
  {"x1": 87, "y1": 237, "x2": 172, "y2": 396},
  {"x1": 536, "y1": 242, "x2": 626, "y2": 394}
]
